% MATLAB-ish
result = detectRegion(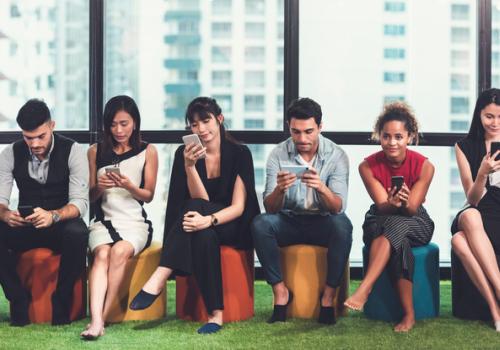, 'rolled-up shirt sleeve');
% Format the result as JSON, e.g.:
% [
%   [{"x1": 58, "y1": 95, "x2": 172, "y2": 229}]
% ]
[
  {"x1": 0, "y1": 145, "x2": 14, "y2": 207},
  {"x1": 263, "y1": 147, "x2": 281, "y2": 200},
  {"x1": 326, "y1": 148, "x2": 349, "y2": 213},
  {"x1": 67, "y1": 143, "x2": 89, "y2": 217}
]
